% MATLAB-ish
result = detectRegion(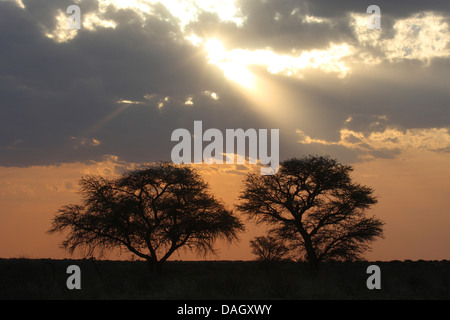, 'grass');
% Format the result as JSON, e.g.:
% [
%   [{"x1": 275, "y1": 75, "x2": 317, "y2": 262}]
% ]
[{"x1": 0, "y1": 259, "x2": 449, "y2": 300}]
